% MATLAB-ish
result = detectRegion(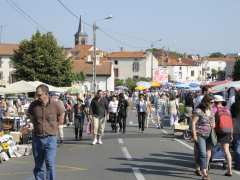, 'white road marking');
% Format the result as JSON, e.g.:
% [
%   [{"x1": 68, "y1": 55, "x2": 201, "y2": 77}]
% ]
[
  {"x1": 161, "y1": 129, "x2": 168, "y2": 134},
  {"x1": 121, "y1": 146, "x2": 146, "y2": 180},
  {"x1": 129, "y1": 121, "x2": 134, "y2": 125},
  {"x1": 174, "y1": 138, "x2": 194, "y2": 151},
  {"x1": 233, "y1": 170, "x2": 240, "y2": 175},
  {"x1": 121, "y1": 146, "x2": 132, "y2": 160},
  {"x1": 132, "y1": 167, "x2": 146, "y2": 180},
  {"x1": 118, "y1": 138, "x2": 124, "y2": 144}
]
